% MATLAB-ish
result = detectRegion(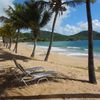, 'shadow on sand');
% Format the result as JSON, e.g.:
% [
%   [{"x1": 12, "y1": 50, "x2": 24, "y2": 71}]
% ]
[
  {"x1": 0, "y1": 48, "x2": 31, "y2": 62},
  {"x1": 0, "y1": 48, "x2": 31, "y2": 94},
  {"x1": 0, "y1": 48, "x2": 99, "y2": 99},
  {"x1": 0, "y1": 72, "x2": 91, "y2": 98},
  {"x1": 0, "y1": 93, "x2": 100, "y2": 99}
]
